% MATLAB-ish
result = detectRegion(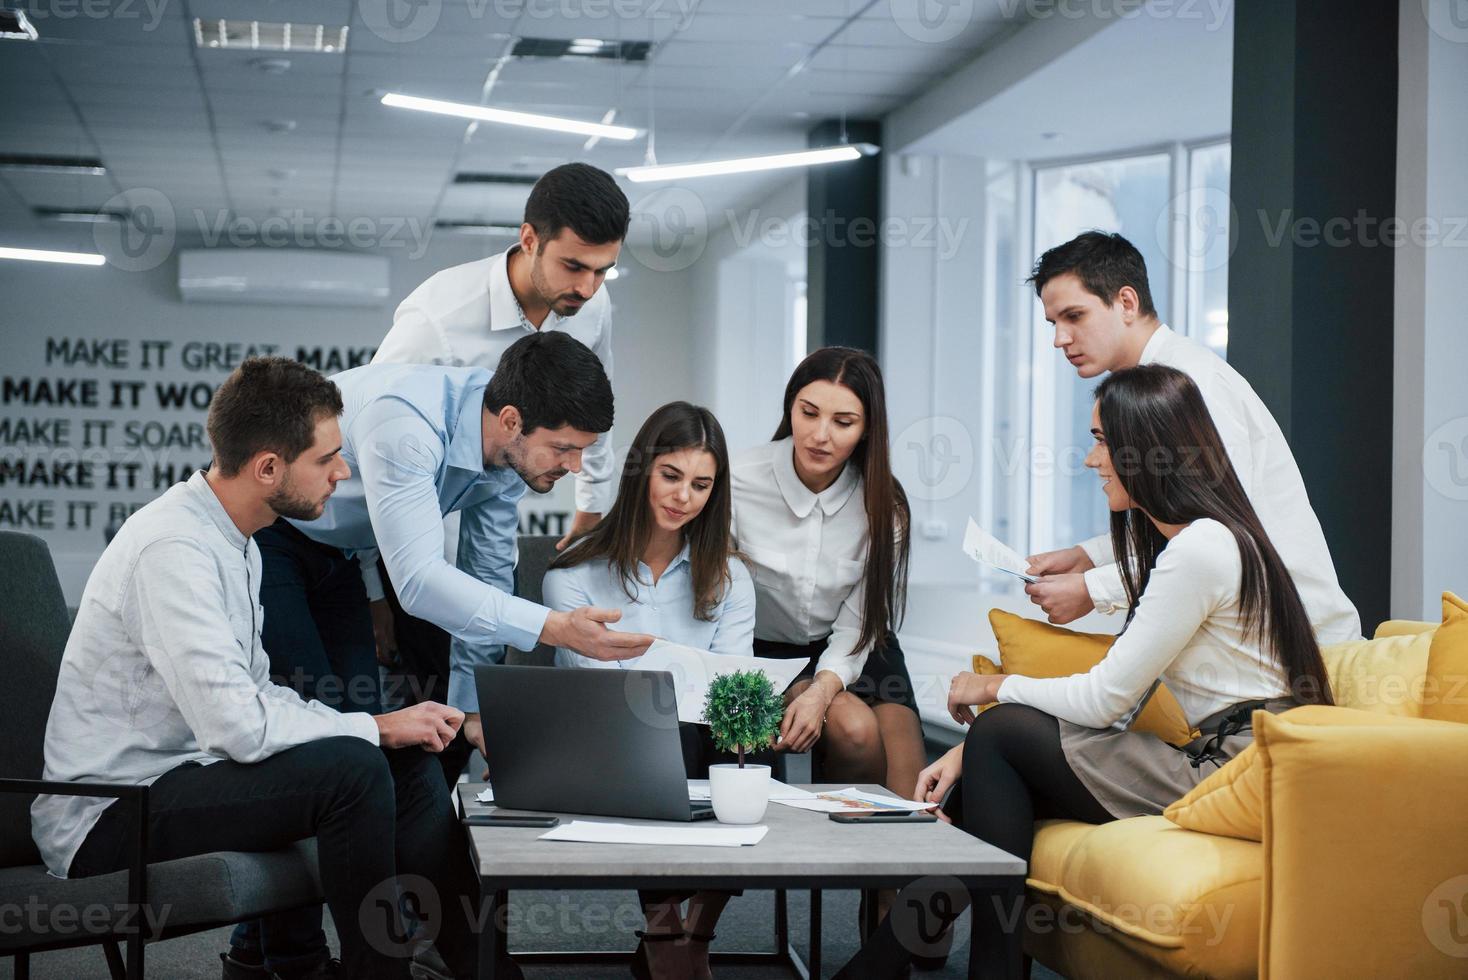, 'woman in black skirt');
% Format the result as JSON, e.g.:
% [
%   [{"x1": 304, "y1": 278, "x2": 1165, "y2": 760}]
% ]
[
  {"x1": 834, "y1": 365, "x2": 1336, "y2": 978},
  {"x1": 730, "y1": 347, "x2": 924, "y2": 937}
]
